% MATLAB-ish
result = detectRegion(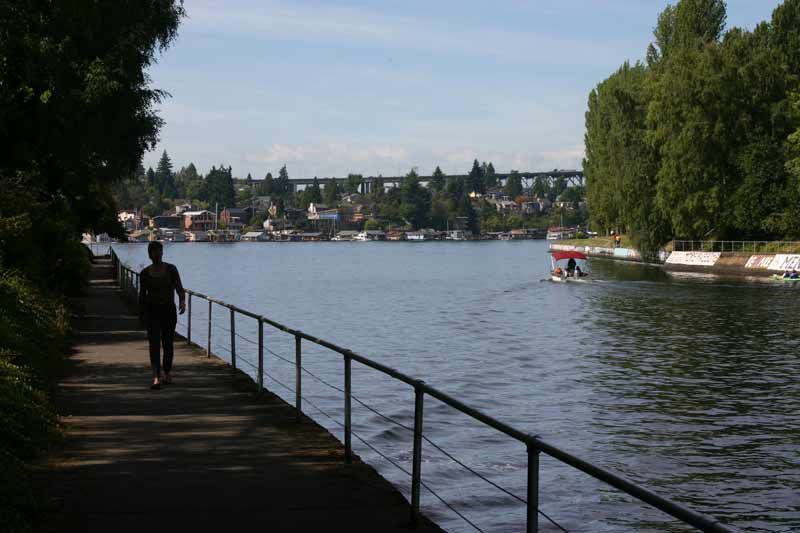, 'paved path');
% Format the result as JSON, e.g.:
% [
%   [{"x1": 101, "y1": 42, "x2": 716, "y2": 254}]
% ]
[{"x1": 38, "y1": 256, "x2": 440, "y2": 532}]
